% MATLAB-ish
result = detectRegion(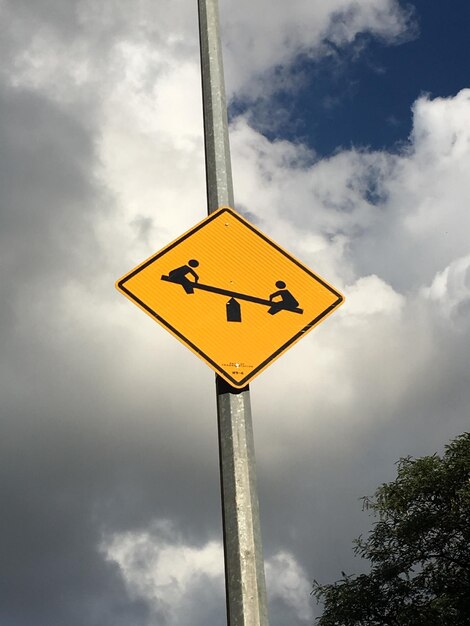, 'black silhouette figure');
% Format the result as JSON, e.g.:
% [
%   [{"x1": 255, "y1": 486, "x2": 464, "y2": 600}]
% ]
[
  {"x1": 267, "y1": 281, "x2": 299, "y2": 315},
  {"x1": 168, "y1": 259, "x2": 199, "y2": 294}
]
